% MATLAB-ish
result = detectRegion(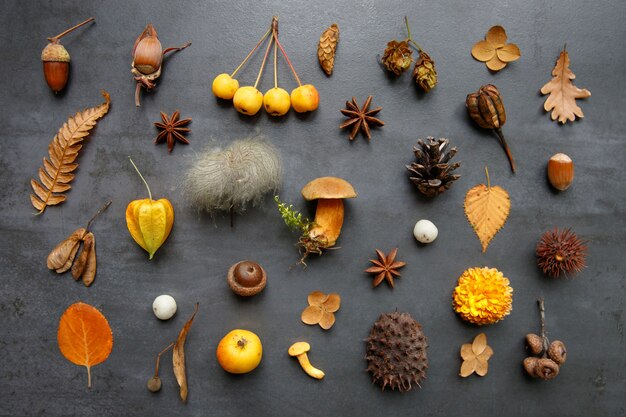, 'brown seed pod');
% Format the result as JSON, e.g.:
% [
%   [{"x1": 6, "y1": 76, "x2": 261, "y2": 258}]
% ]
[
  {"x1": 547, "y1": 340, "x2": 567, "y2": 365},
  {"x1": 523, "y1": 357, "x2": 540, "y2": 377},
  {"x1": 318, "y1": 24, "x2": 339, "y2": 75},
  {"x1": 535, "y1": 358, "x2": 560, "y2": 380},
  {"x1": 525, "y1": 333, "x2": 544, "y2": 356}
]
